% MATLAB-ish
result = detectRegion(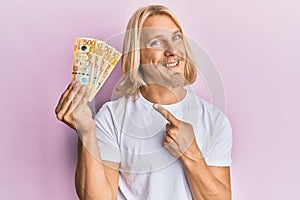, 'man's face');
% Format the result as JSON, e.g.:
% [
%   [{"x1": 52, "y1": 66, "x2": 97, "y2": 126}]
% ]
[{"x1": 140, "y1": 15, "x2": 187, "y2": 88}]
